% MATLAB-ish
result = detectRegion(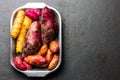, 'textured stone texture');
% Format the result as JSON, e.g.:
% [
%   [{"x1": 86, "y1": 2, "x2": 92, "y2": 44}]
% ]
[{"x1": 0, "y1": 0, "x2": 120, "y2": 80}]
